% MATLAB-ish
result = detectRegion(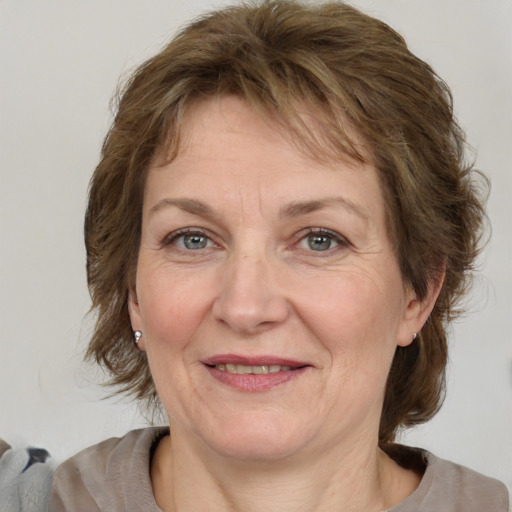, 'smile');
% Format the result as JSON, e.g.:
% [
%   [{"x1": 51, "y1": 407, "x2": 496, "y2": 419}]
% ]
[
  {"x1": 215, "y1": 364, "x2": 294, "y2": 374},
  {"x1": 202, "y1": 355, "x2": 310, "y2": 392}
]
